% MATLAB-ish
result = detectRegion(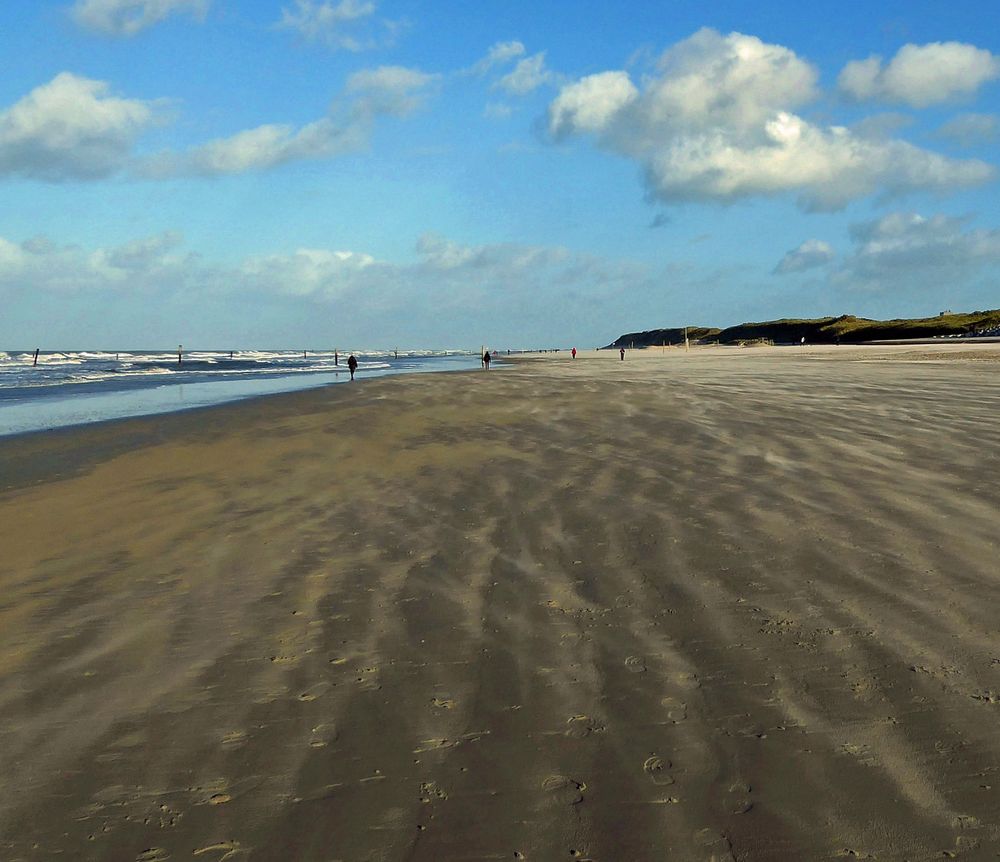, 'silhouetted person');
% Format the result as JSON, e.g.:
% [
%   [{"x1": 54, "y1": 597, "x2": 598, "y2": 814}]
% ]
[
  {"x1": 620, "y1": 347, "x2": 625, "y2": 360},
  {"x1": 348, "y1": 354, "x2": 358, "y2": 380},
  {"x1": 483, "y1": 350, "x2": 491, "y2": 370}
]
